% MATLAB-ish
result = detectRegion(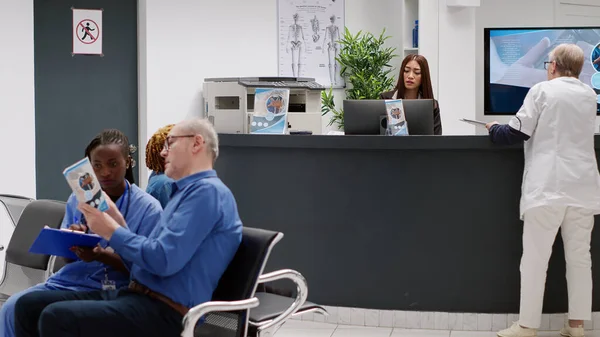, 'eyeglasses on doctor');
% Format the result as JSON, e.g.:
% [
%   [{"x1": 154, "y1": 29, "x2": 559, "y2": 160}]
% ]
[{"x1": 163, "y1": 135, "x2": 195, "y2": 151}]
